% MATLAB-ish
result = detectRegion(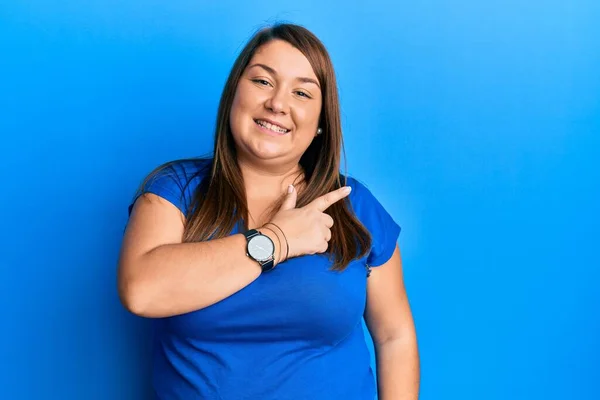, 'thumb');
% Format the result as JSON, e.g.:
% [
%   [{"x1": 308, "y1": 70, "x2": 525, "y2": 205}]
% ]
[{"x1": 280, "y1": 185, "x2": 297, "y2": 210}]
